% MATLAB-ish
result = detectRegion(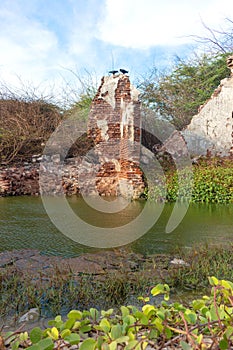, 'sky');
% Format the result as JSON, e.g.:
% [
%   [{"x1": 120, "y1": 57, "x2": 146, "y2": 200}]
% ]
[{"x1": 0, "y1": 0, "x2": 232, "y2": 100}]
